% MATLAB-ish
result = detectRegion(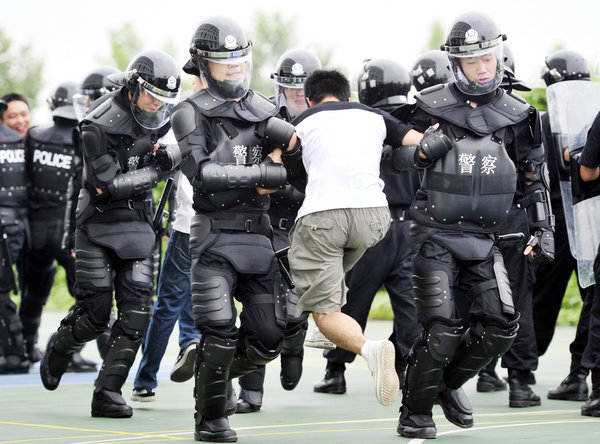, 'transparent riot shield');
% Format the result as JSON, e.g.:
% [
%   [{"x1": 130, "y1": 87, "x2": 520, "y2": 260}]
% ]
[{"x1": 547, "y1": 80, "x2": 600, "y2": 288}]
